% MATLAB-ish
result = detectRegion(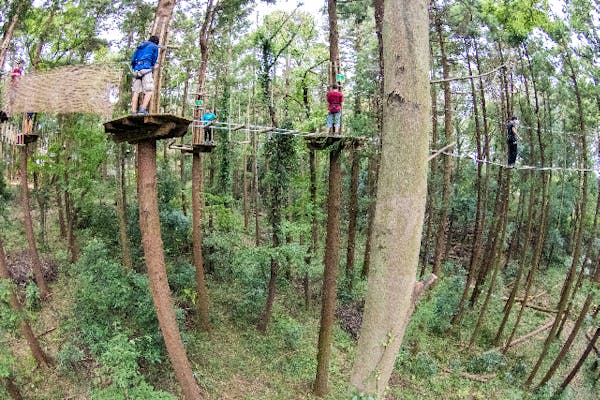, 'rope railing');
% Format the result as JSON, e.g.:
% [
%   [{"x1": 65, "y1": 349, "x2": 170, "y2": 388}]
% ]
[{"x1": 434, "y1": 150, "x2": 598, "y2": 173}]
